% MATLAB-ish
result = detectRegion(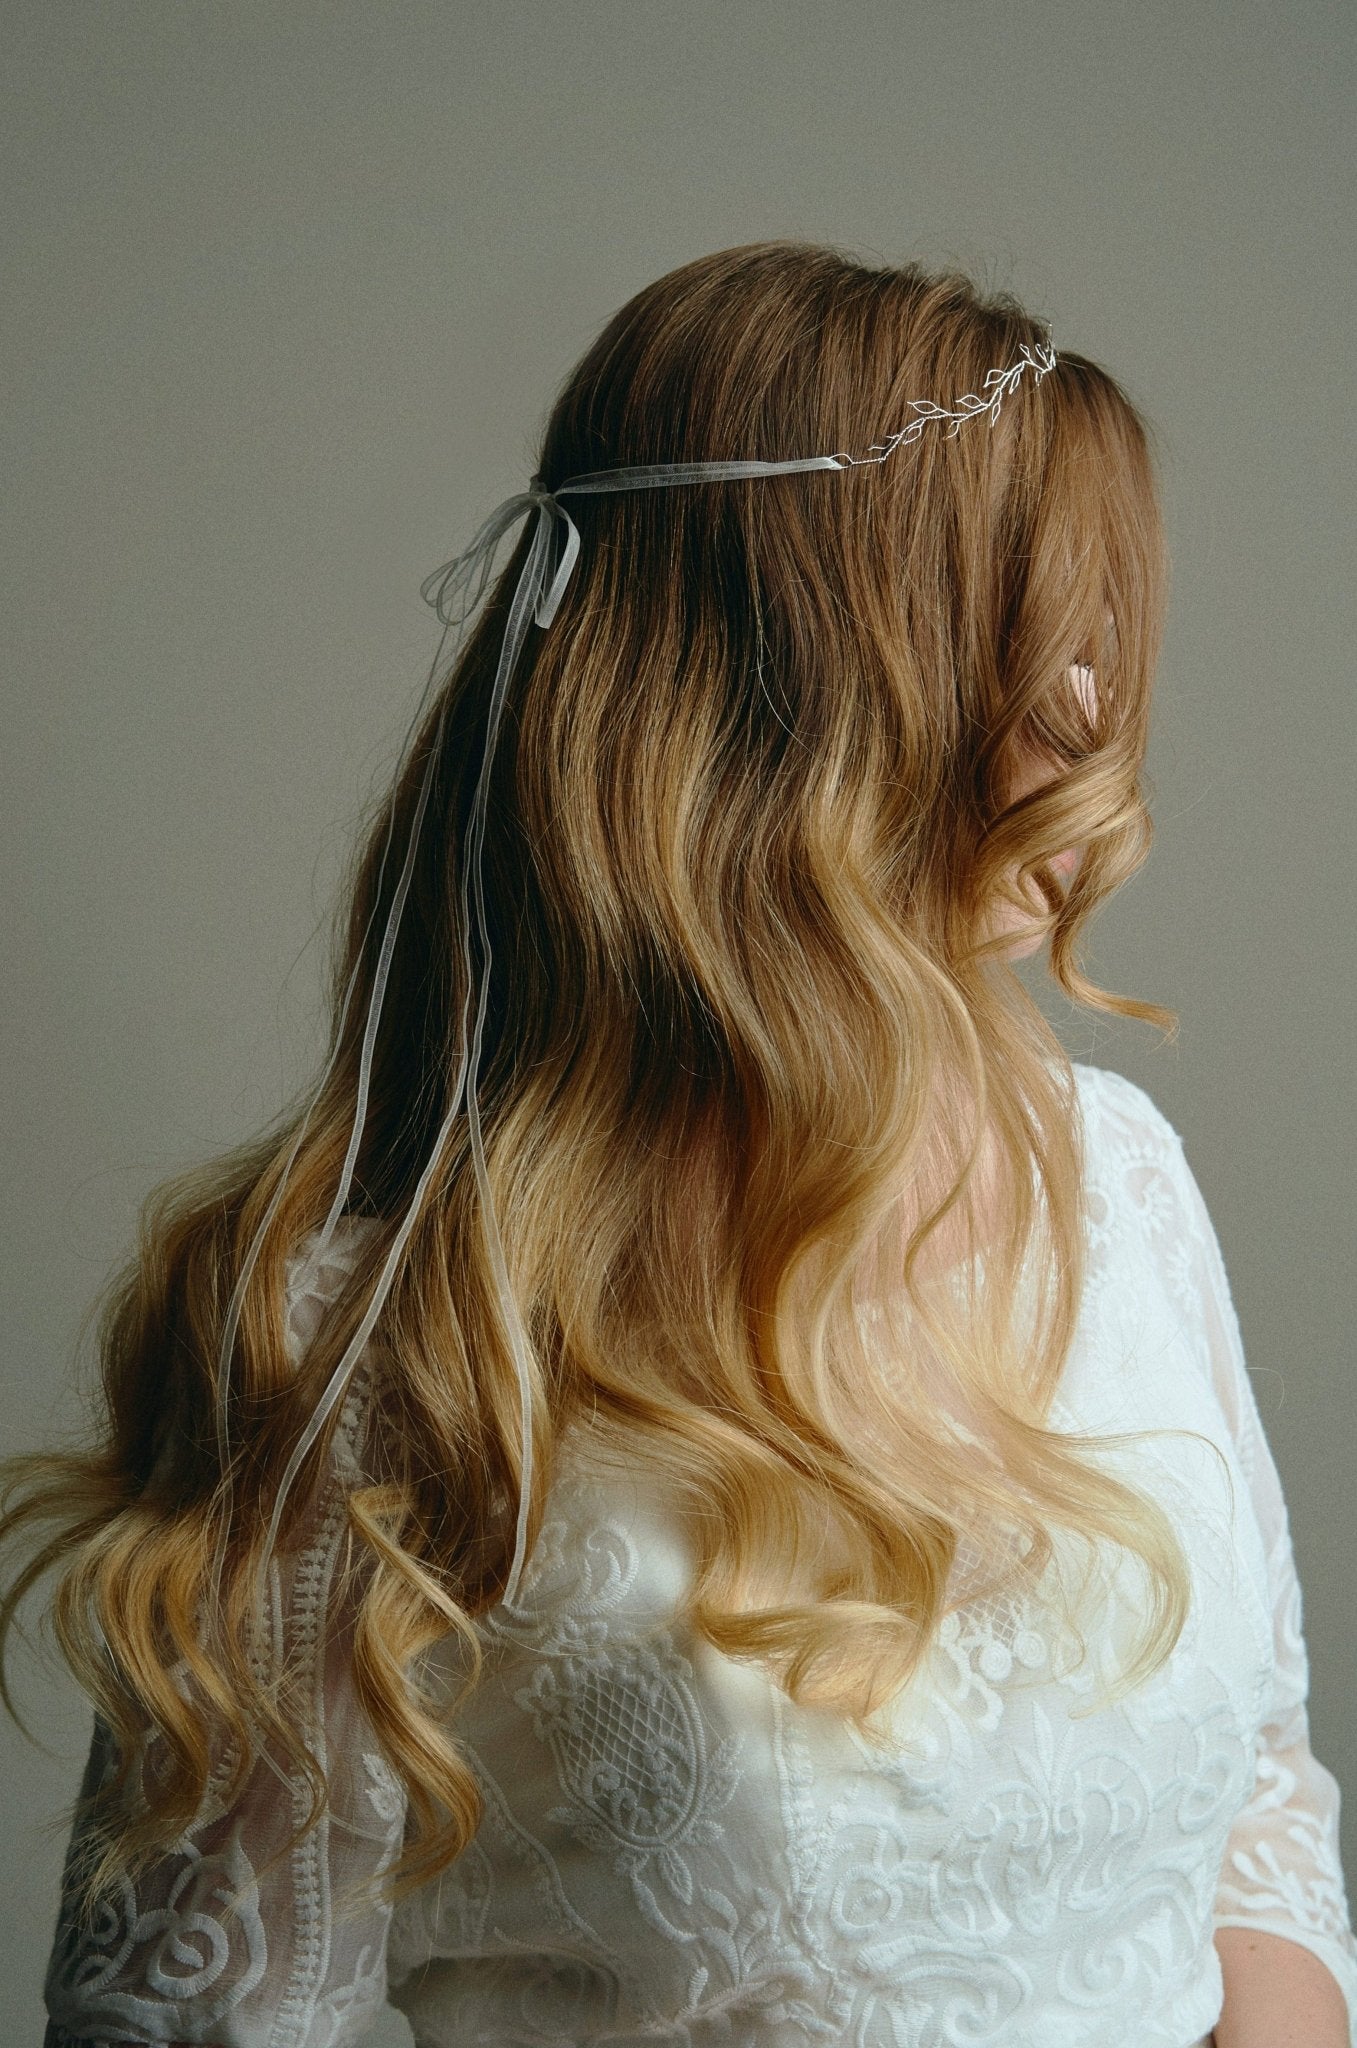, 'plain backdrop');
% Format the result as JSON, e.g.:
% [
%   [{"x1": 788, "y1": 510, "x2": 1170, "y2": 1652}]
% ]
[{"x1": 3, "y1": 3, "x2": 1353, "y2": 2040}]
